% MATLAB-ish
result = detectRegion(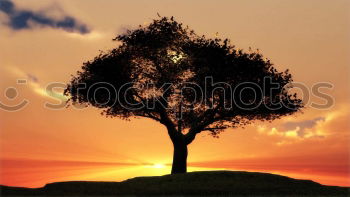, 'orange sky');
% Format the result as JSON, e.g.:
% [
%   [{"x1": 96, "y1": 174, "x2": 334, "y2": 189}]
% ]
[{"x1": 0, "y1": 0, "x2": 349, "y2": 188}]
